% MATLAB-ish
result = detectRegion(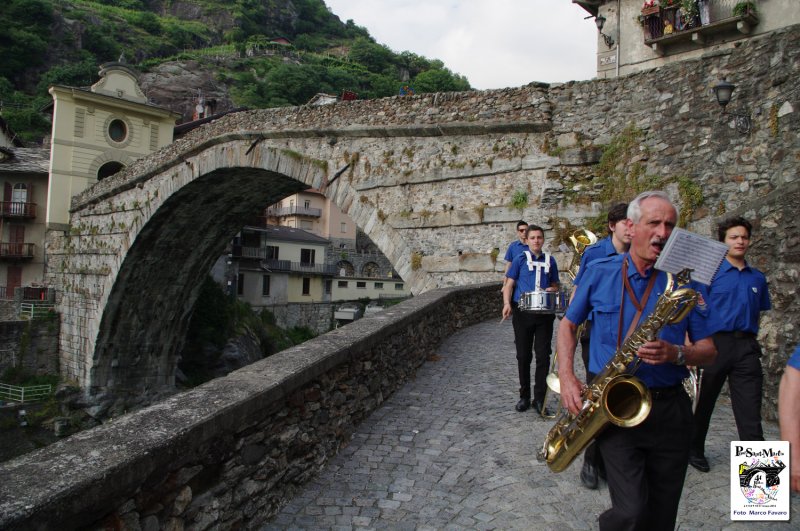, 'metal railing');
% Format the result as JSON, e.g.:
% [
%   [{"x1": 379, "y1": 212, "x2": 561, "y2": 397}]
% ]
[
  {"x1": 0, "y1": 201, "x2": 36, "y2": 218},
  {"x1": 0, "y1": 242, "x2": 35, "y2": 259},
  {"x1": 0, "y1": 383, "x2": 52, "y2": 403},
  {"x1": 19, "y1": 302, "x2": 55, "y2": 319},
  {"x1": 265, "y1": 206, "x2": 322, "y2": 218},
  {"x1": 641, "y1": 0, "x2": 759, "y2": 41}
]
